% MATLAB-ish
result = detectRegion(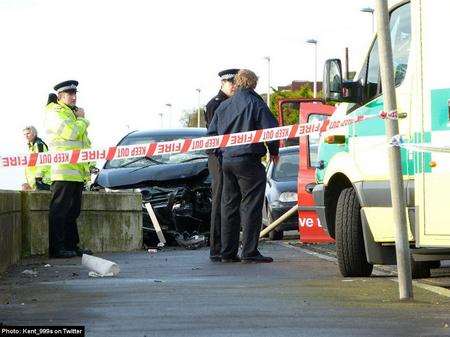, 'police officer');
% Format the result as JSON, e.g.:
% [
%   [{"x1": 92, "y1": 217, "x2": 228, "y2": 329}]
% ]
[
  {"x1": 205, "y1": 68, "x2": 239, "y2": 262},
  {"x1": 208, "y1": 69, "x2": 279, "y2": 263},
  {"x1": 22, "y1": 126, "x2": 51, "y2": 191},
  {"x1": 45, "y1": 80, "x2": 93, "y2": 258}
]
